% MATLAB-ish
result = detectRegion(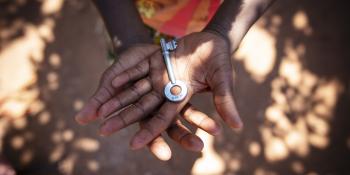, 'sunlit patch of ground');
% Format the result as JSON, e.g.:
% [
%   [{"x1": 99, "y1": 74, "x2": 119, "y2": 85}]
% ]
[
  {"x1": 0, "y1": 0, "x2": 63, "y2": 148},
  {"x1": 191, "y1": 7, "x2": 347, "y2": 174},
  {"x1": 0, "y1": 0, "x2": 65, "y2": 172},
  {"x1": 234, "y1": 21, "x2": 277, "y2": 83},
  {"x1": 191, "y1": 129, "x2": 225, "y2": 175},
  {"x1": 261, "y1": 41, "x2": 343, "y2": 162},
  {"x1": 1, "y1": 1, "x2": 349, "y2": 174},
  {"x1": 0, "y1": 23, "x2": 48, "y2": 155},
  {"x1": 0, "y1": 0, "x2": 111, "y2": 174}
]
